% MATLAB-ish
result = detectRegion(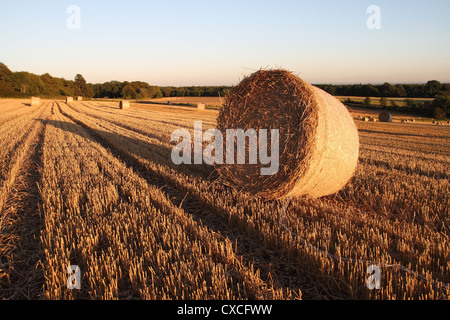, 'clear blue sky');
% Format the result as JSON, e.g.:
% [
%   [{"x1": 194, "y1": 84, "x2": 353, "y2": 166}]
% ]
[{"x1": 1, "y1": 0, "x2": 449, "y2": 86}]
